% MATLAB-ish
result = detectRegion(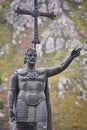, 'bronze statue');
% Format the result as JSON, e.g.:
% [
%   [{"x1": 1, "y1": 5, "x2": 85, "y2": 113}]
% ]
[{"x1": 8, "y1": 47, "x2": 81, "y2": 130}]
